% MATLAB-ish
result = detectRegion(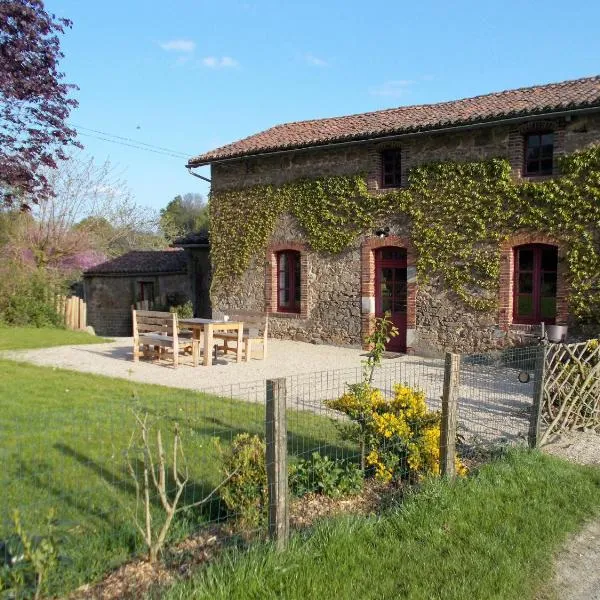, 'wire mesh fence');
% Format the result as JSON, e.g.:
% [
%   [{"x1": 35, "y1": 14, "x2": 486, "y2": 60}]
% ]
[
  {"x1": 1, "y1": 347, "x2": 543, "y2": 596},
  {"x1": 458, "y1": 345, "x2": 539, "y2": 451}
]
